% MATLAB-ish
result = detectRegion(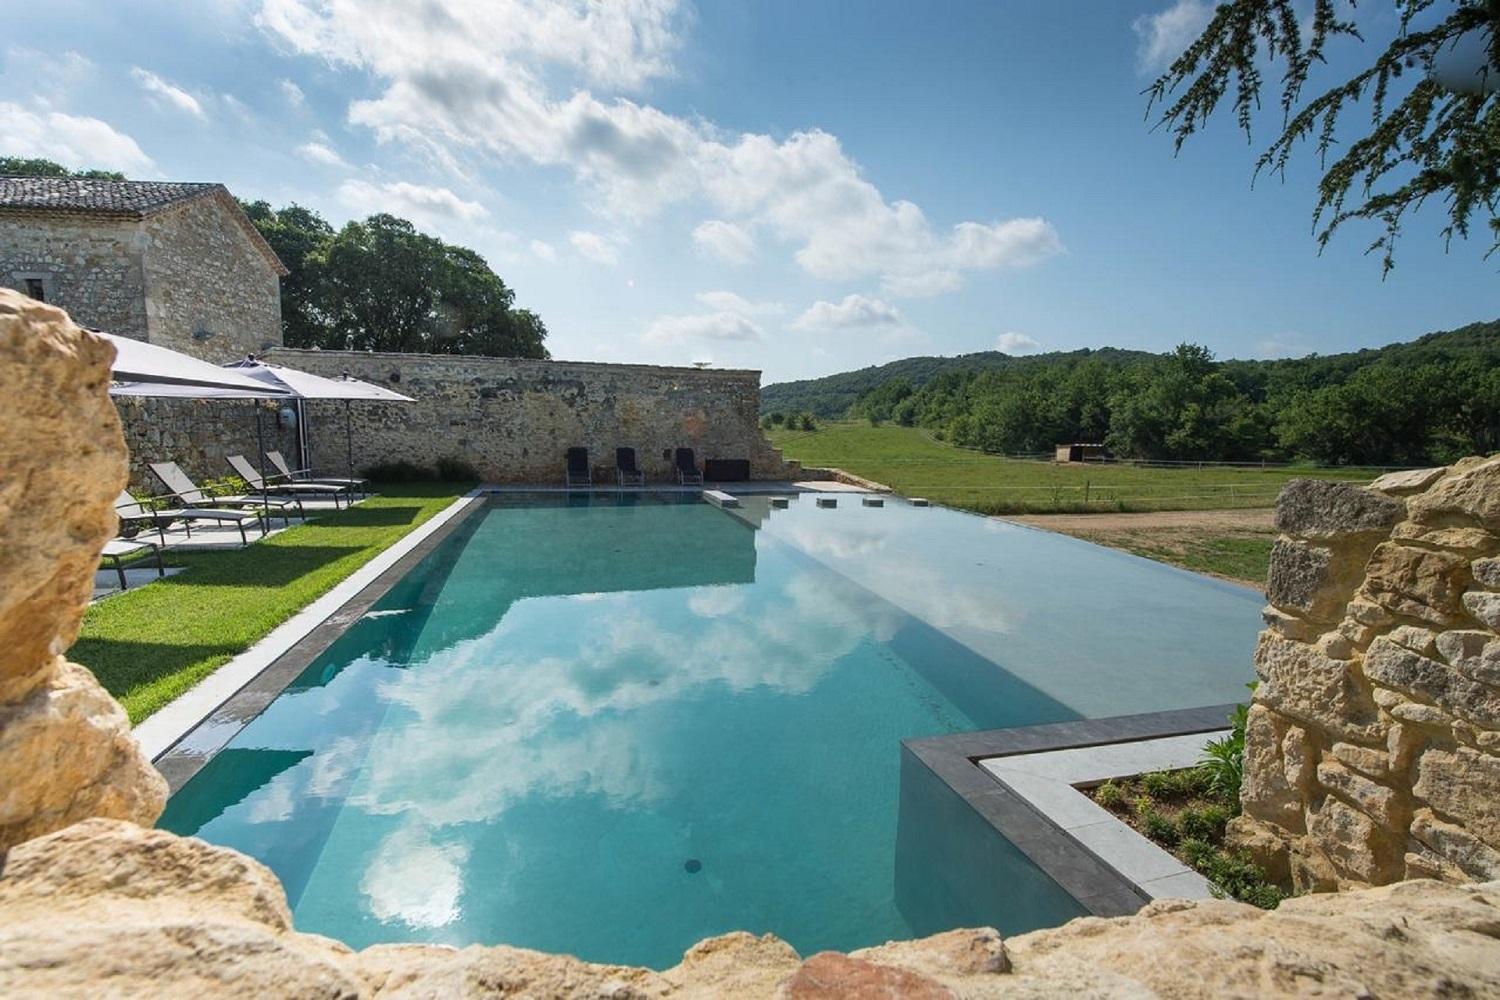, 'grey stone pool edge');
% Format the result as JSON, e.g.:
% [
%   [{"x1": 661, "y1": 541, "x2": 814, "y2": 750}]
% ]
[{"x1": 900, "y1": 703, "x2": 1239, "y2": 918}]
